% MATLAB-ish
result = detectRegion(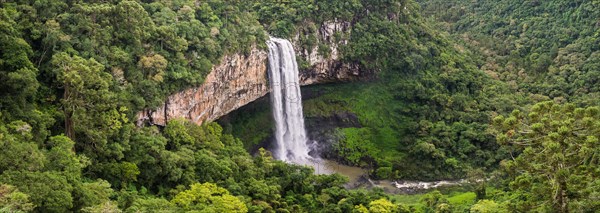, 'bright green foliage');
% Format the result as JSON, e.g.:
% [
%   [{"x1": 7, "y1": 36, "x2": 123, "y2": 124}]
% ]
[
  {"x1": 0, "y1": 184, "x2": 35, "y2": 213},
  {"x1": 492, "y1": 101, "x2": 600, "y2": 212},
  {"x1": 355, "y1": 204, "x2": 369, "y2": 213},
  {"x1": 171, "y1": 182, "x2": 247, "y2": 213},
  {"x1": 46, "y1": 135, "x2": 85, "y2": 178},
  {"x1": 0, "y1": 121, "x2": 46, "y2": 172},
  {"x1": 445, "y1": 192, "x2": 476, "y2": 212},
  {"x1": 163, "y1": 118, "x2": 196, "y2": 148},
  {"x1": 335, "y1": 128, "x2": 380, "y2": 166},
  {"x1": 420, "y1": 191, "x2": 449, "y2": 213},
  {"x1": 73, "y1": 180, "x2": 114, "y2": 211},
  {"x1": 368, "y1": 198, "x2": 398, "y2": 213},
  {"x1": 470, "y1": 200, "x2": 508, "y2": 213},
  {"x1": 393, "y1": 190, "x2": 483, "y2": 212}
]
